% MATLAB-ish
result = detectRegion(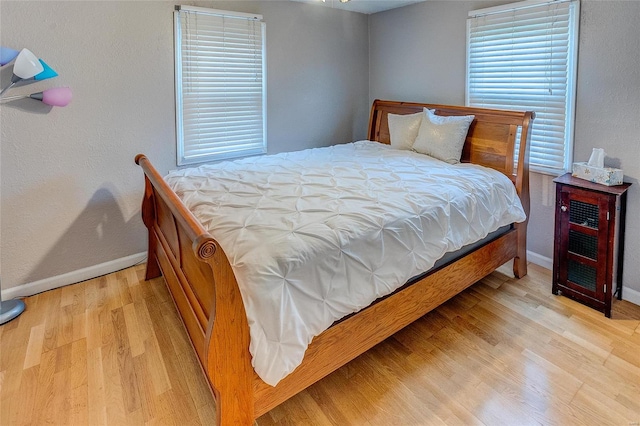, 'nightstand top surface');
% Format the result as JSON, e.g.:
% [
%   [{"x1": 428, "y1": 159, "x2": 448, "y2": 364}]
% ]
[{"x1": 553, "y1": 173, "x2": 631, "y2": 196}]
